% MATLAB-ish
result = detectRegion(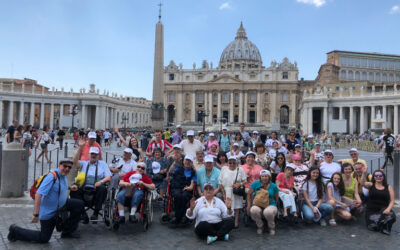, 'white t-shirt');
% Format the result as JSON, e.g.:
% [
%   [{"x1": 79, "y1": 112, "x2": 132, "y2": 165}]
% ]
[
  {"x1": 265, "y1": 139, "x2": 279, "y2": 149},
  {"x1": 180, "y1": 139, "x2": 204, "y2": 158},
  {"x1": 110, "y1": 158, "x2": 137, "y2": 174},
  {"x1": 269, "y1": 149, "x2": 277, "y2": 159},
  {"x1": 320, "y1": 162, "x2": 341, "y2": 182},
  {"x1": 23, "y1": 132, "x2": 32, "y2": 140},
  {"x1": 103, "y1": 131, "x2": 111, "y2": 139},
  {"x1": 186, "y1": 197, "x2": 233, "y2": 227},
  {"x1": 226, "y1": 151, "x2": 244, "y2": 160},
  {"x1": 40, "y1": 133, "x2": 50, "y2": 144},
  {"x1": 302, "y1": 181, "x2": 318, "y2": 202}
]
